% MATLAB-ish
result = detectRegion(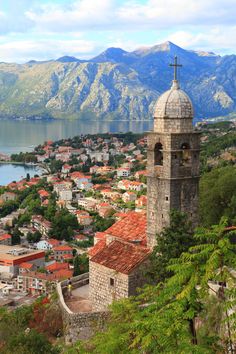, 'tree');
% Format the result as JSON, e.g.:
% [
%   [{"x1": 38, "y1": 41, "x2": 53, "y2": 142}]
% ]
[
  {"x1": 200, "y1": 165, "x2": 236, "y2": 226},
  {"x1": 77, "y1": 218, "x2": 236, "y2": 353},
  {"x1": 11, "y1": 227, "x2": 22, "y2": 245},
  {"x1": 73, "y1": 254, "x2": 89, "y2": 276},
  {"x1": 146, "y1": 209, "x2": 194, "y2": 284},
  {"x1": 27, "y1": 231, "x2": 41, "y2": 243},
  {"x1": 4, "y1": 329, "x2": 59, "y2": 354}
]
